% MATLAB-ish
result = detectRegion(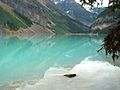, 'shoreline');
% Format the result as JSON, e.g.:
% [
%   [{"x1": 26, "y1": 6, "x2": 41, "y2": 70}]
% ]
[{"x1": 0, "y1": 24, "x2": 108, "y2": 37}]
